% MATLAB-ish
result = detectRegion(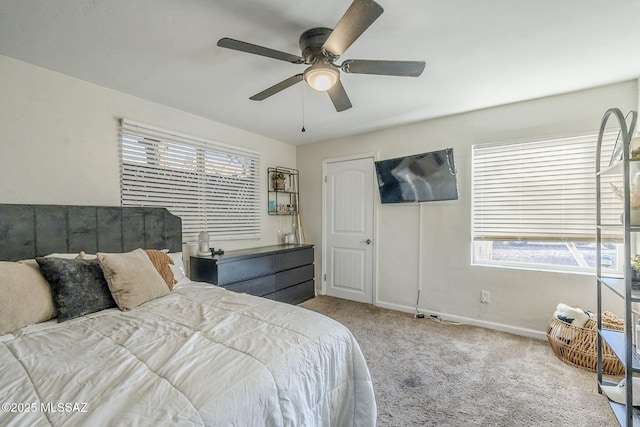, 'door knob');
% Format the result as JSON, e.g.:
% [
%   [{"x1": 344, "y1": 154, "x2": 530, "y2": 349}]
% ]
[{"x1": 362, "y1": 239, "x2": 372, "y2": 245}]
